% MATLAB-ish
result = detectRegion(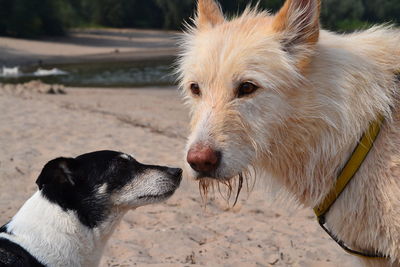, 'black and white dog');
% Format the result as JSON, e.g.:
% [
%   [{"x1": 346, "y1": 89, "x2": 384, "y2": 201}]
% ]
[{"x1": 0, "y1": 150, "x2": 182, "y2": 267}]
